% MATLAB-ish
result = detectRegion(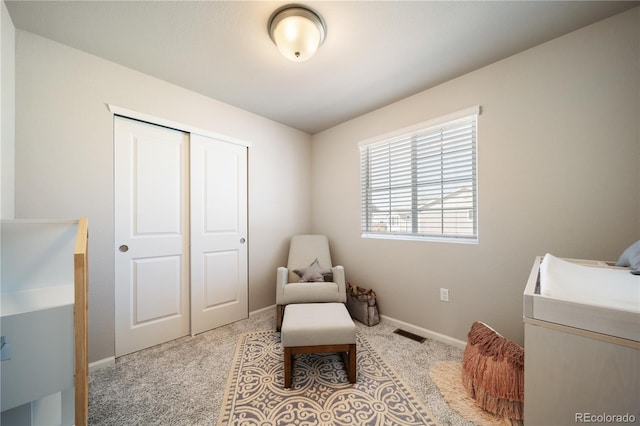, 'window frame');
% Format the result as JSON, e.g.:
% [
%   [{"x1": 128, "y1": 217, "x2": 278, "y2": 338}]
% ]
[{"x1": 359, "y1": 106, "x2": 480, "y2": 244}]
